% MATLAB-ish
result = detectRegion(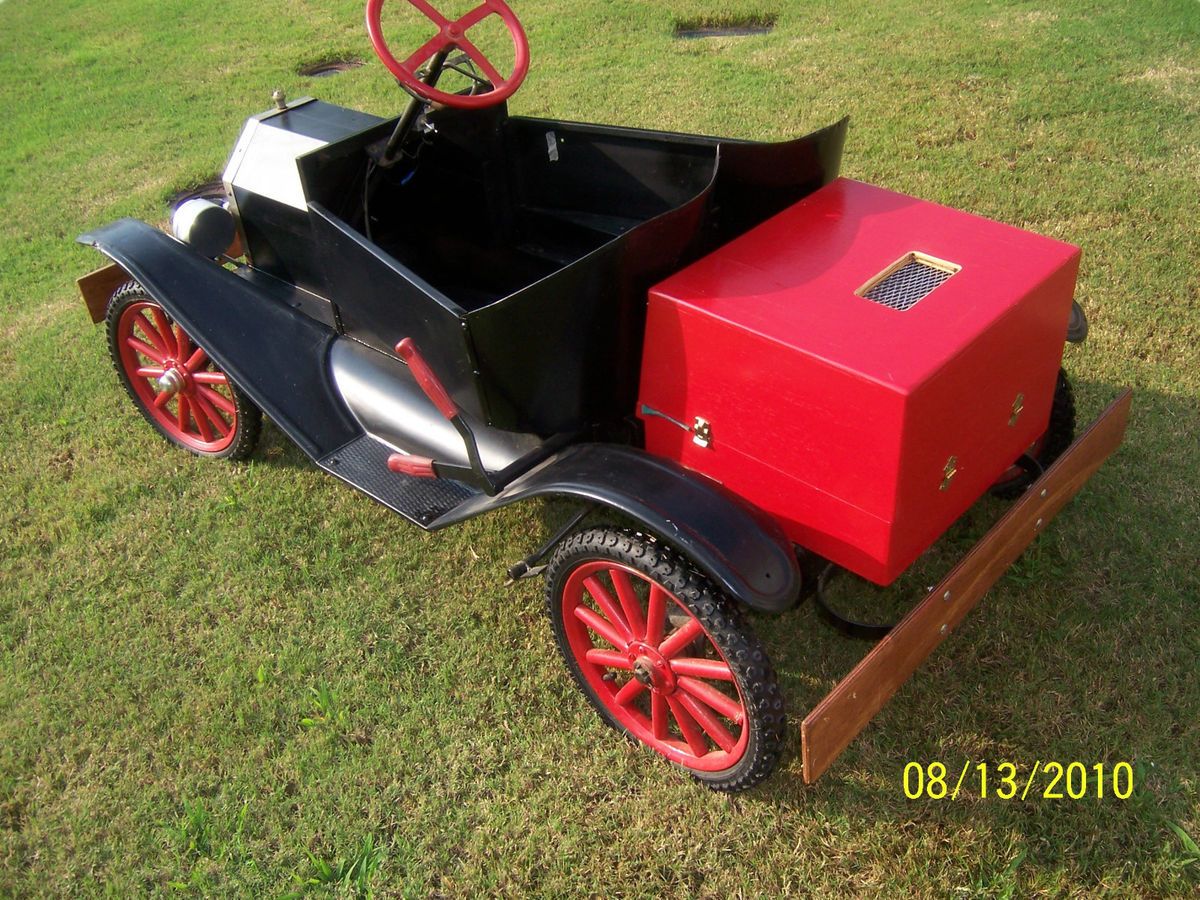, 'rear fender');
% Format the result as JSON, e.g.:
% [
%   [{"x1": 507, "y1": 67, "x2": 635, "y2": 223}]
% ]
[{"x1": 436, "y1": 443, "x2": 802, "y2": 613}]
